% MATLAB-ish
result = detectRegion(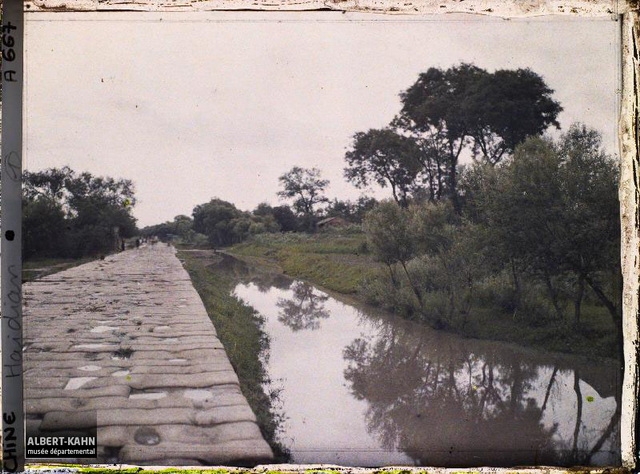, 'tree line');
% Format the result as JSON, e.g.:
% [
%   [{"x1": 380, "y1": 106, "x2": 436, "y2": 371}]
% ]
[
  {"x1": 335, "y1": 64, "x2": 620, "y2": 347},
  {"x1": 168, "y1": 63, "x2": 568, "y2": 245},
  {"x1": 141, "y1": 192, "x2": 377, "y2": 248},
  {"x1": 21, "y1": 166, "x2": 137, "y2": 260},
  {"x1": 362, "y1": 126, "x2": 620, "y2": 343}
]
